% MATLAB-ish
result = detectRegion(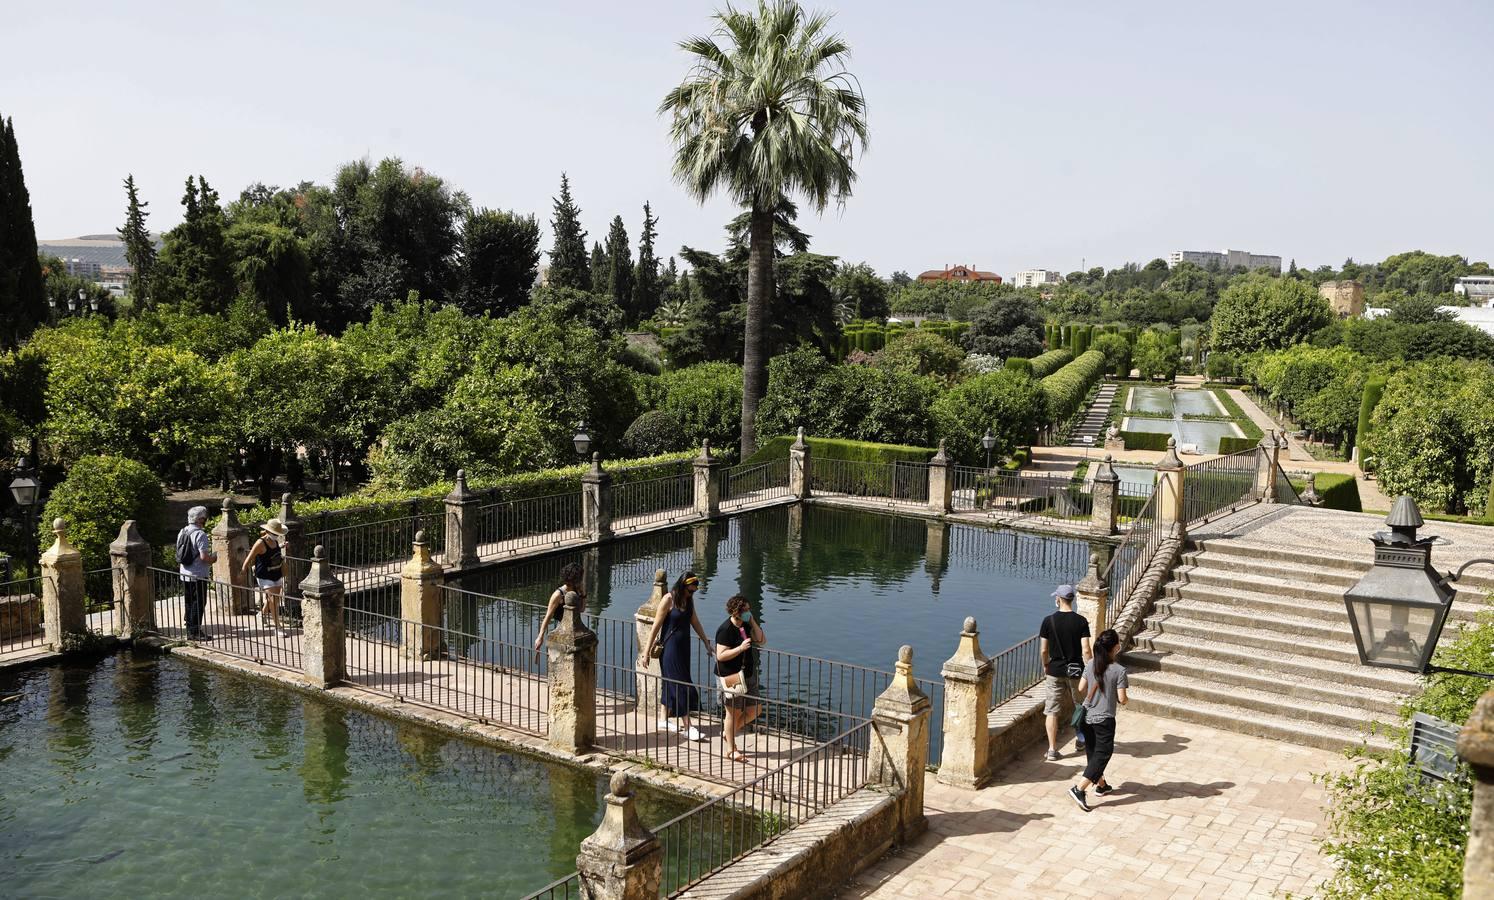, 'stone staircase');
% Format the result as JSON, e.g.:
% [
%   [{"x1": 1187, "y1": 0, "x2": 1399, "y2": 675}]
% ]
[
  {"x1": 1120, "y1": 537, "x2": 1490, "y2": 753},
  {"x1": 1067, "y1": 382, "x2": 1117, "y2": 447}
]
